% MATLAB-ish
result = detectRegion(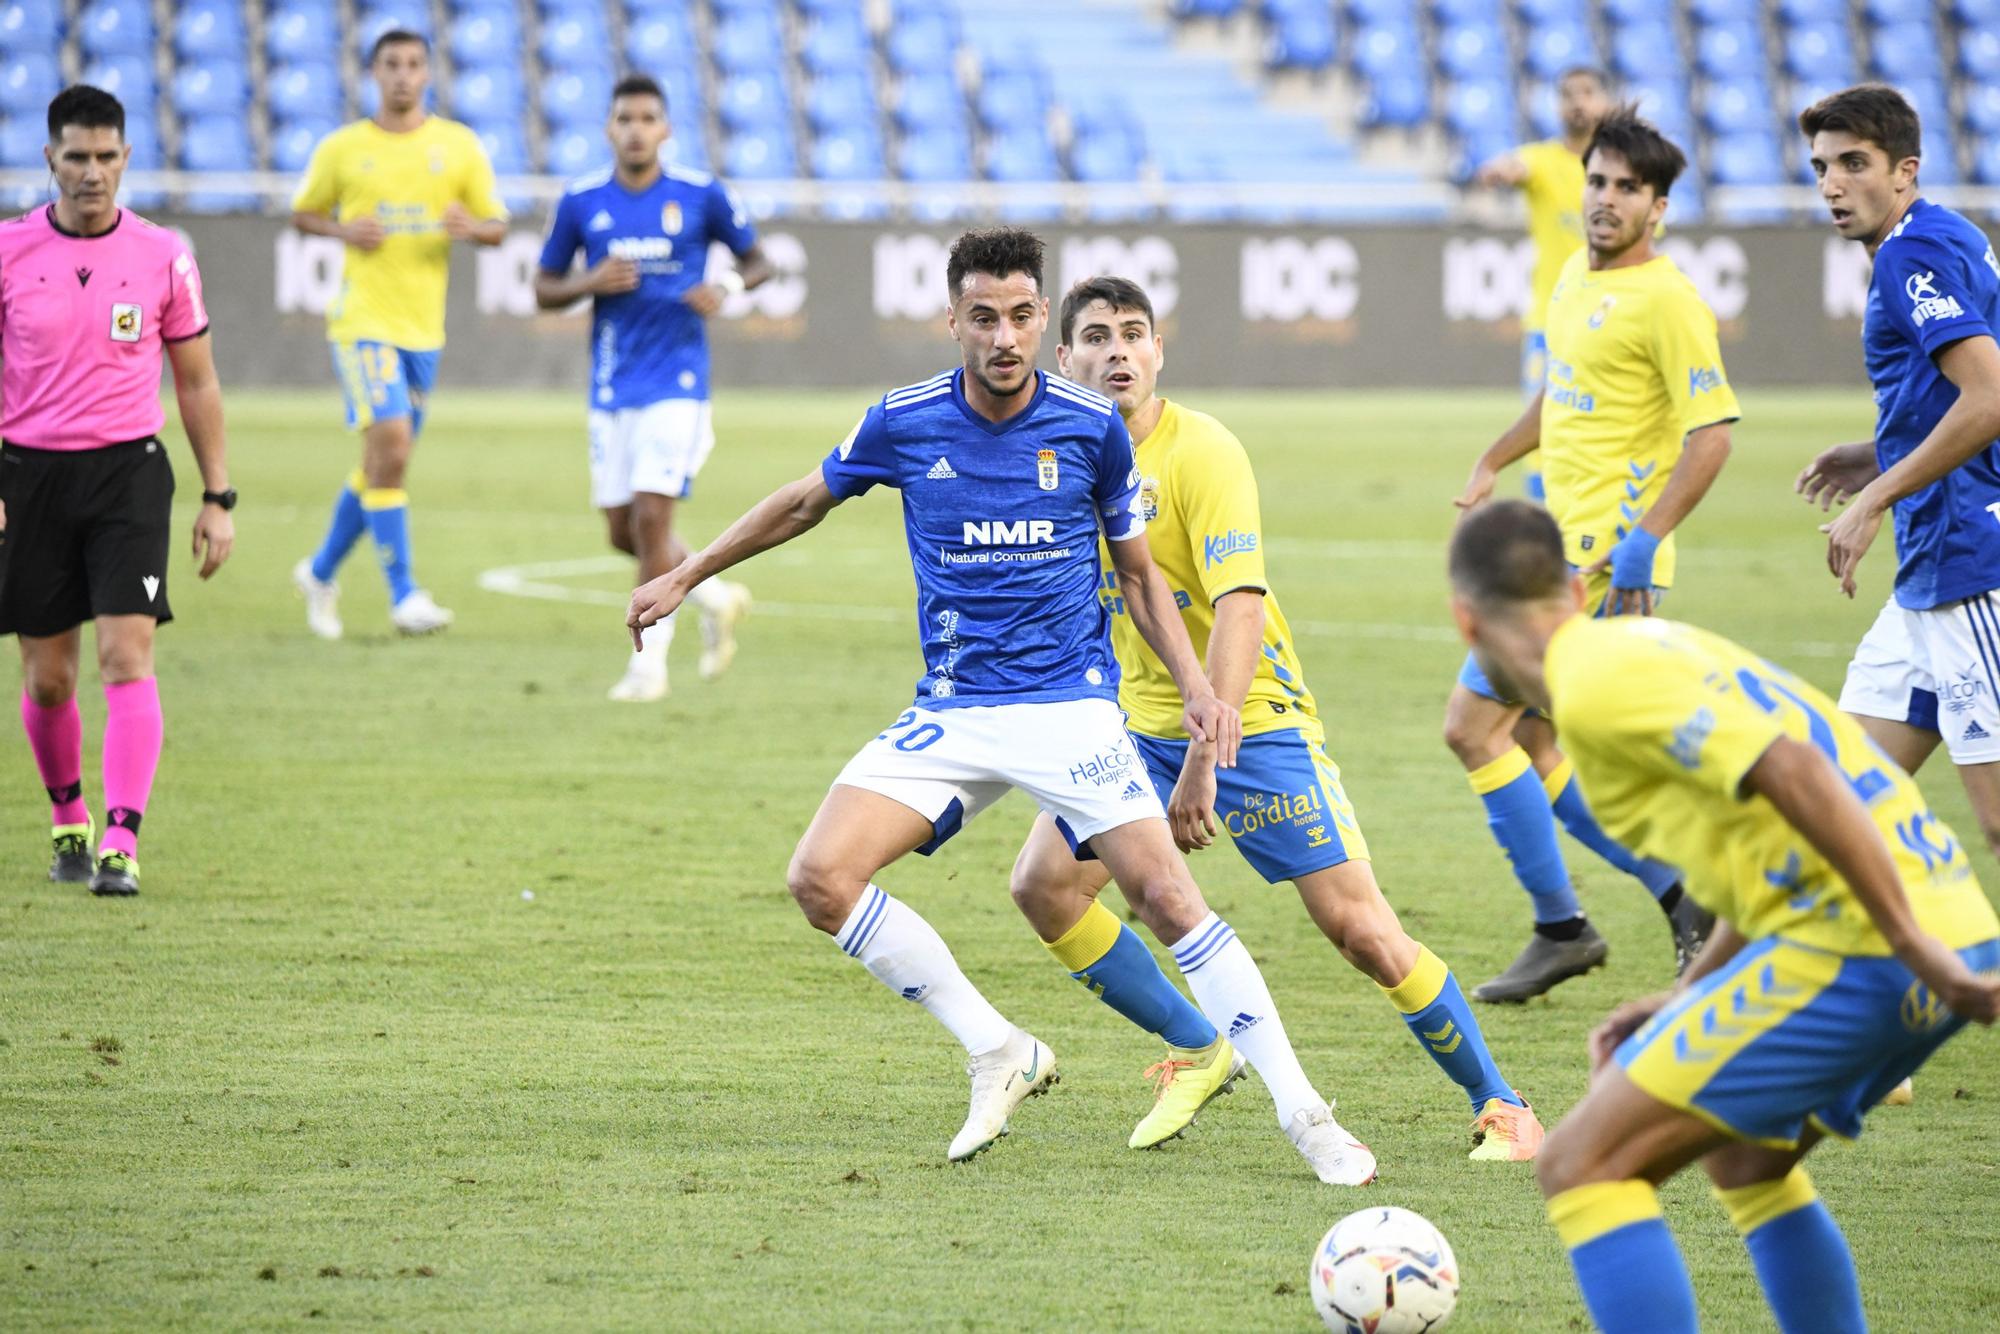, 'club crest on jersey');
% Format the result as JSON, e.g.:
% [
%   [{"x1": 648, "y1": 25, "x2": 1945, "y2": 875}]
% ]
[
  {"x1": 1139, "y1": 475, "x2": 1161, "y2": 521},
  {"x1": 109, "y1": 303, "x2": 141, "y2": 342},
  {"x1": 1587, "y1": 295, "x2": 1617, "y2": 329},
  {"x1": 662, "y1": 202, "x2": 683, "y2": 235},
  {"x1": 428, "y1": 147, "x2": 446, "y2": 174},
  {"x1": 1036, "y1": 449, "x2": 1058, "y2": 491}
]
